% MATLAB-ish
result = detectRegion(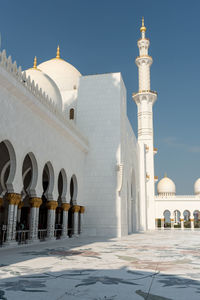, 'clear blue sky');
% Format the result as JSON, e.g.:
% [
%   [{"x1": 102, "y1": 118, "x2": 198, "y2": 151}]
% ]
[{"x1": 0, "y1": 0, "x2": 200, "y2": 194}]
